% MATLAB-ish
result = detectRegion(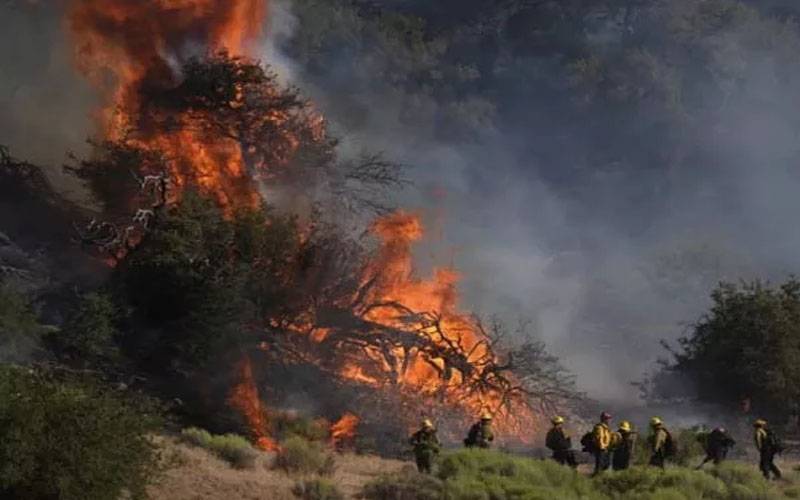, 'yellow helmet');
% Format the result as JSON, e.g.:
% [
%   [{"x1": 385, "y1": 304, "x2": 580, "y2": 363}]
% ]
[
  {"x1": 753, "y1": 419, "x2": 767, "y2": 428},
  {"x1": 552, "y1": 416, "x2": 565, "y2": 425},
  {"x1": 481, "y1": 411, "x2": 493, "y2": 421},
  {"x1": 619, "y1": 421, "x2": 632, "y2": 432},
  {"x1": 422, "y1": 418, "x2": 434, "y2": 429},
  {"x1": 650, "y1": 416, "x2": 663, "y2": 427}
]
